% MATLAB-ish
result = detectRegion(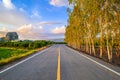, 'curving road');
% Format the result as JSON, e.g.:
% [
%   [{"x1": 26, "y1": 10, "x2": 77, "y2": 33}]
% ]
[{"x1": 0, "y1": 44, "x2": 120, "y2": 80}]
